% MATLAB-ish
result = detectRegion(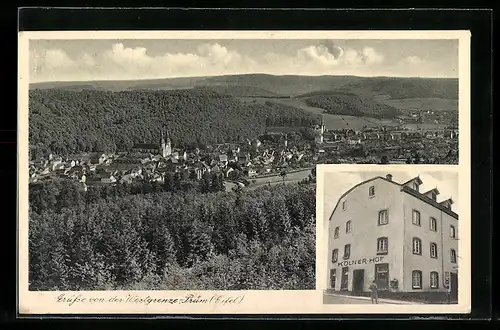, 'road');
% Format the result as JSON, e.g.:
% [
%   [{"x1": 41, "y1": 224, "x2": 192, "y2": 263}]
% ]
[{"x1": 323, "y1": 294, "x2": 416, "y2": 305}]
